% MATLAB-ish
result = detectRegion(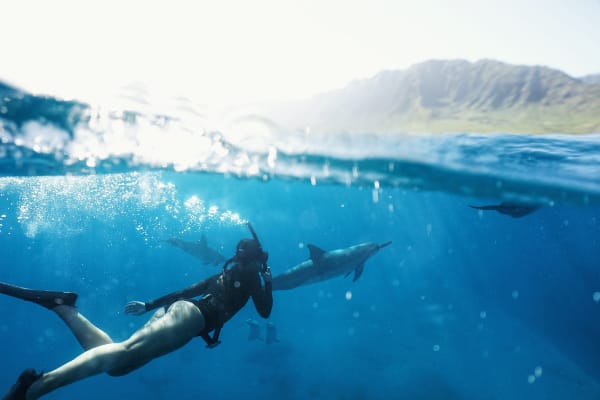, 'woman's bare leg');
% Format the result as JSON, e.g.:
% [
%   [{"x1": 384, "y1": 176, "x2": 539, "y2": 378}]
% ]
[
  {"x1": 25, "y1": 300, "x2": 204, "y2": 400},
  {"x1": 54, "y1": 306, "x2": 169, "y2": 350},
  {"x1": 52, "y1": 305, "x2": 113, "y2": 350}
]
